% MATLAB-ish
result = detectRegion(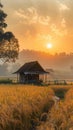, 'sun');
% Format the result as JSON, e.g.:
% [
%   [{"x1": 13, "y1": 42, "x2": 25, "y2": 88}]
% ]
[{"x1": 47, "y1": 43, "x2": 53, "y2": 49}]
